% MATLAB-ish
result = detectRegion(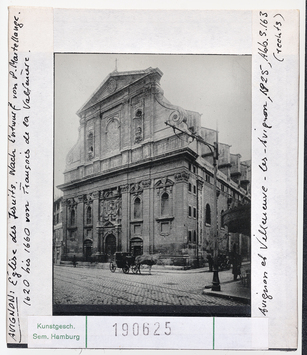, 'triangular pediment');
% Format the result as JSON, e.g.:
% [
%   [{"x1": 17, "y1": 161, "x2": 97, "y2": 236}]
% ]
[{"x1": 77, "y1": 67, "x2": 162, "y2": 116}]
